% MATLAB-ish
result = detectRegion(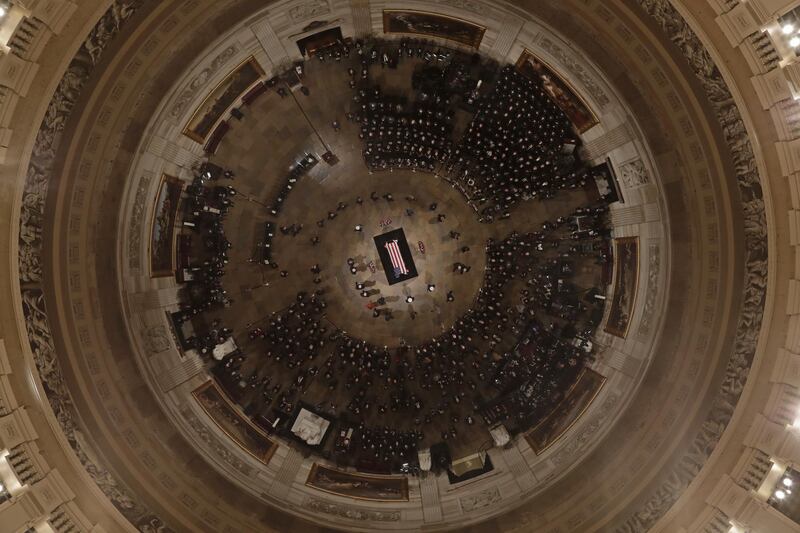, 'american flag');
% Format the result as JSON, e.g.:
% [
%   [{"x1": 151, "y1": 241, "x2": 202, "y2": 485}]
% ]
[{"x1": 385, "y1": 240, "x2": 409, "y2": 276}]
